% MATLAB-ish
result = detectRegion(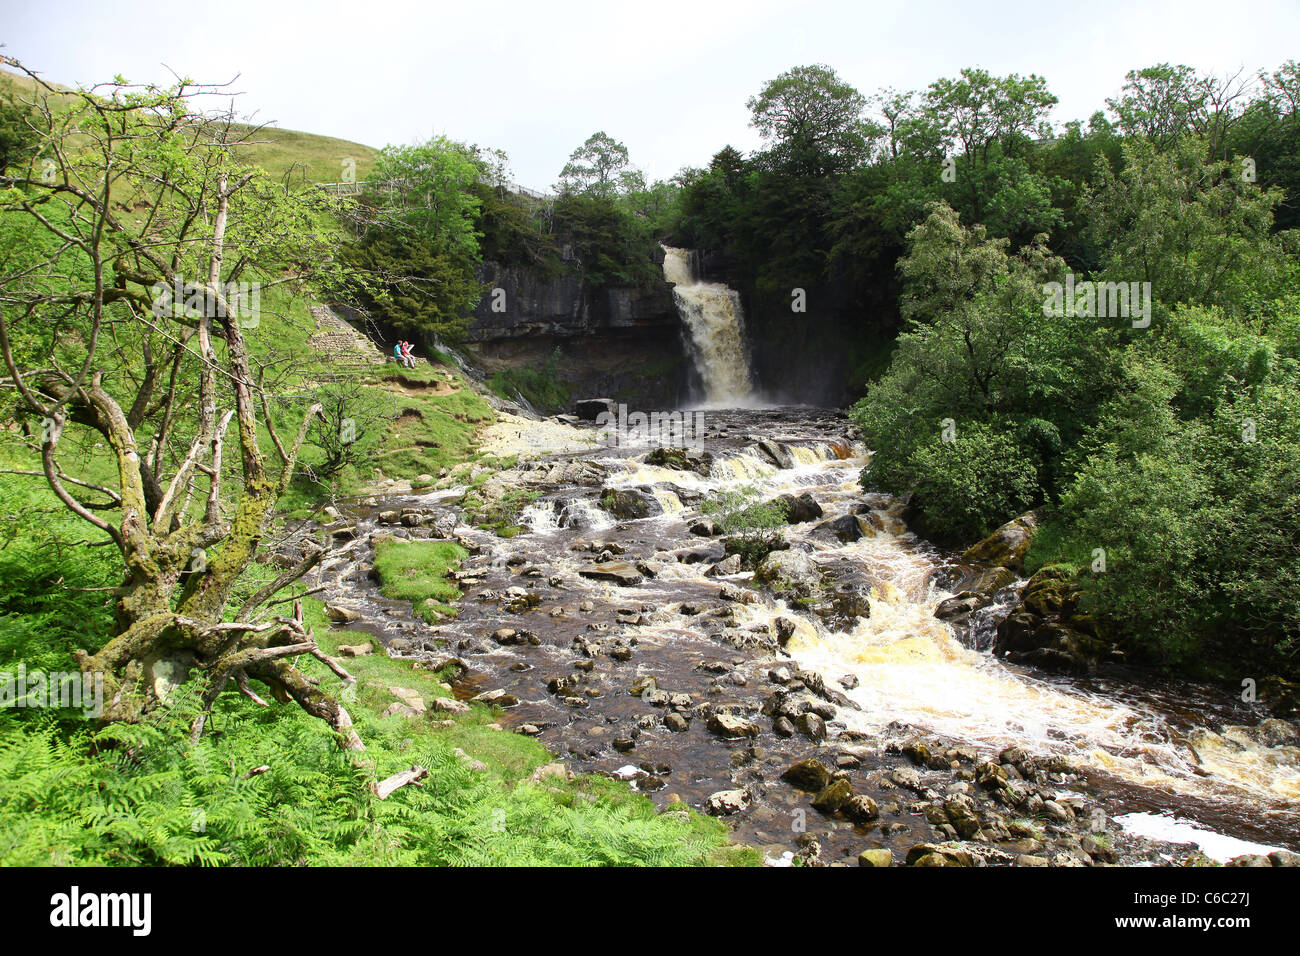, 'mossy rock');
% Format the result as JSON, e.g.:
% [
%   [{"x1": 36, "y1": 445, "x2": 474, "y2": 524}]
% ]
[
  {"x1": 811, "y1": 778, "x2": 854, "y2": 814},
  {"x1": 961, "y1": 511, "x2": 1039, "y2": 572}
]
